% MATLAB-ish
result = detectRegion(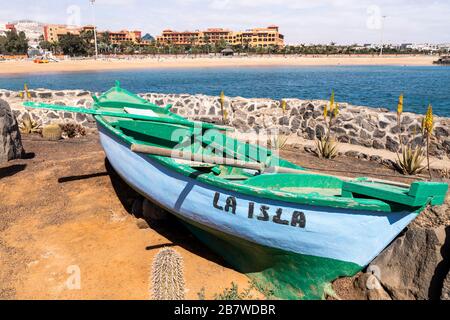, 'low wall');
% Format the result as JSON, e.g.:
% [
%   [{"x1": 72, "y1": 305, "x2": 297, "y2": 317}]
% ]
[{"x1": 1, "y1": 88, "x2": 449, "y2": 159}]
